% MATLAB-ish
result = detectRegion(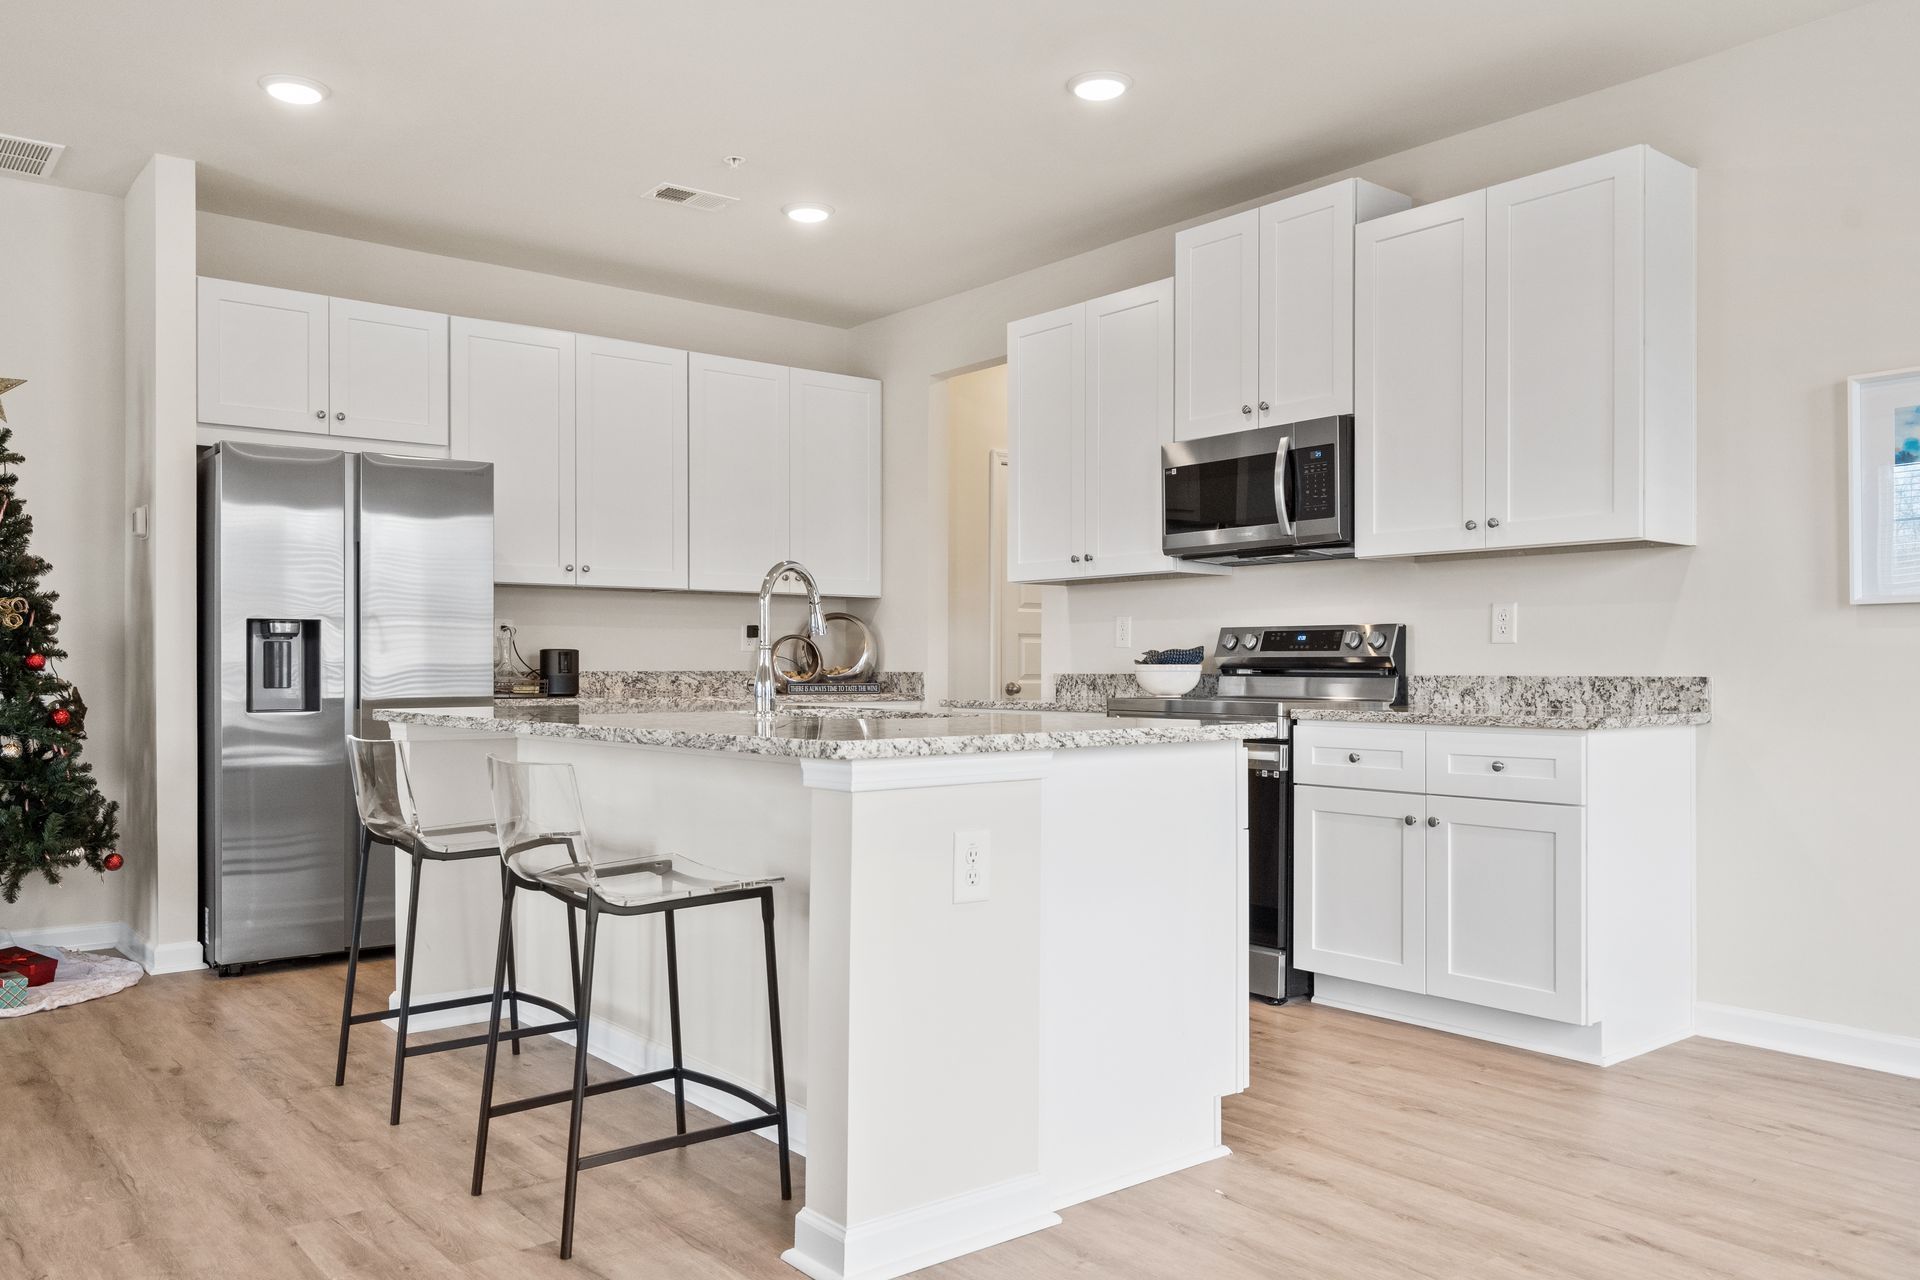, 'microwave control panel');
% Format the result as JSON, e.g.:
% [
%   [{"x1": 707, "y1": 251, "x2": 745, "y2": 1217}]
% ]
[{"x1": 1293, "y1": 447, "x2": 1338, "y2": 521}]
